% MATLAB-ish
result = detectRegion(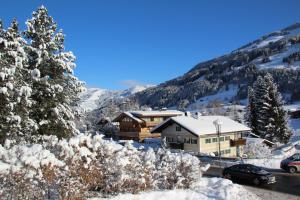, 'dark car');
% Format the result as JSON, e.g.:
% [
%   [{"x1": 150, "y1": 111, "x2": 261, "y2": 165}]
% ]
[
  {"x1": 223, "y1": 164, "x2": 276, "y2": 185},
  {"x1": 281, "y1": 153, "x2": 300, "y2": 173}
]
